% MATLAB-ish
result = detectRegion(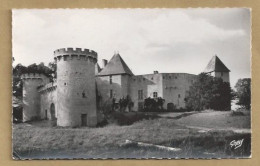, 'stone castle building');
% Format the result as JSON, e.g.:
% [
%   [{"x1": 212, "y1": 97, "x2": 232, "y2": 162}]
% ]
[{"x1": 21, "y1": 48, "x2": 230, "y2": 127}]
